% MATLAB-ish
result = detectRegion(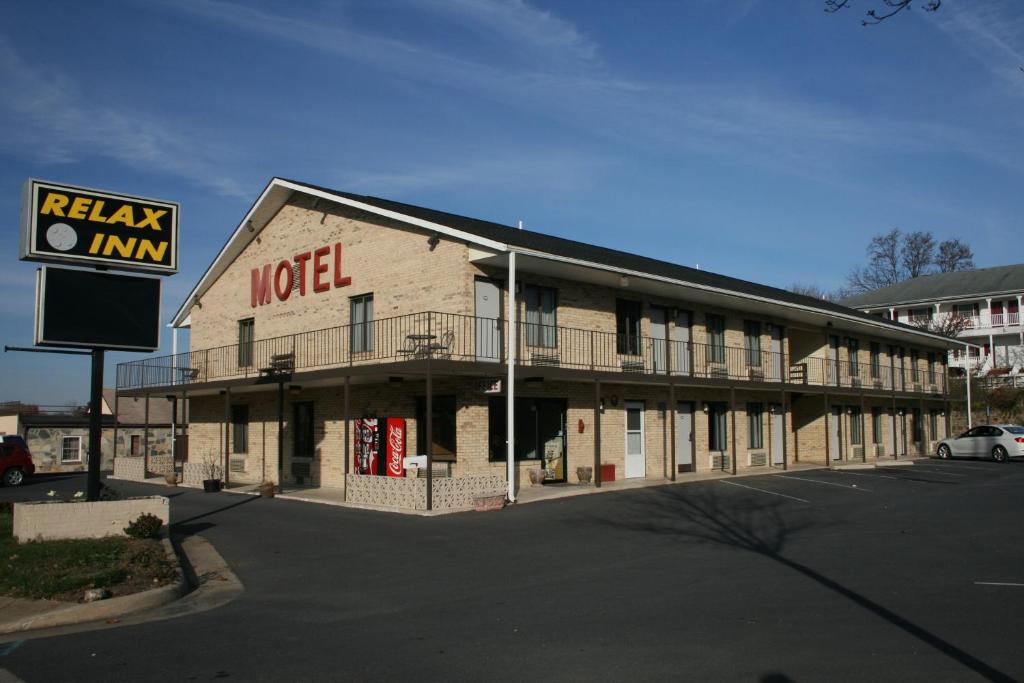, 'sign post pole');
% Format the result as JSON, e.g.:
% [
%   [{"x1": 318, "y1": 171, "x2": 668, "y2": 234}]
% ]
[{"x1": 87, "y1": 349, "x2": 104, "y2": 501}]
